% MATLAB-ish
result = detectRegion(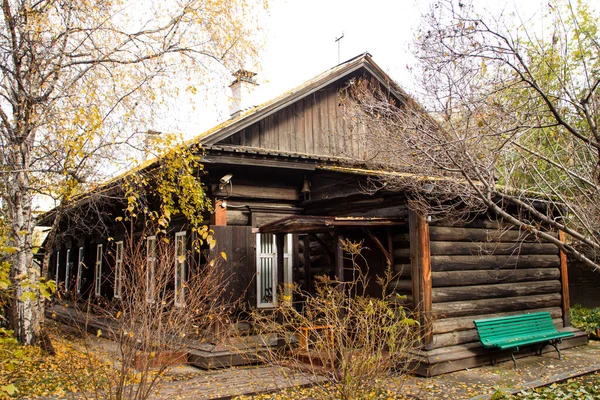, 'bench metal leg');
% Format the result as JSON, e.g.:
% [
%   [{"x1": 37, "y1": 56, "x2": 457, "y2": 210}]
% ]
[
  {"x1": 511, "y1": 351, "x2": 517, "y2": 369},
  {"x1": 550, "y1": 340, "x2": 562, "y2": 360}
]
